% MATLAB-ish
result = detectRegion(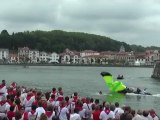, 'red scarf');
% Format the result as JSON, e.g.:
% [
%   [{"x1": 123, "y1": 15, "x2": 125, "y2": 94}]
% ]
[
  {"x1": 0, "y1": 84, "x2": 5, "y2": 89},
  {"x1": 31, "y1": 110, "x2": 36, "y2": 115},
  {"x1": 73, "y1": 96, "x2": 78, "y2": 102},
  {"x1": 105, "y1": 109, "x2": 110, "y2": 115},
  {"x1": 11, "y1": 82, "x2": 16, "y2": 88},
  {"x1": 0, "y1": 101, "x2": 6, "y2": 106},
  {"x1": 26, "y1": 95, "x2": 32, "y2": 101},
  {"x1": 52, "y1": 91, "x2": 57, "y2": 95},
  {"x1": 78, "y1": 106, "x2": 83, "y2": 111},
  {"x1": 150, "y1": 111, "x2": 156, "y2": 118},
  {"x1": 46, "y1": 111, "x2": 53, "y2": 118}
]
